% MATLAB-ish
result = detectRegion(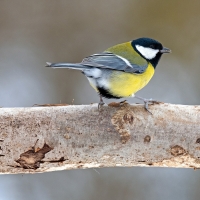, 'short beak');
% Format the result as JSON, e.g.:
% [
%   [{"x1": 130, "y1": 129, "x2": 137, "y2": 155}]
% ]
[{"x1": 160, "y1": 47, "x2": 171, "y2": 53}]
